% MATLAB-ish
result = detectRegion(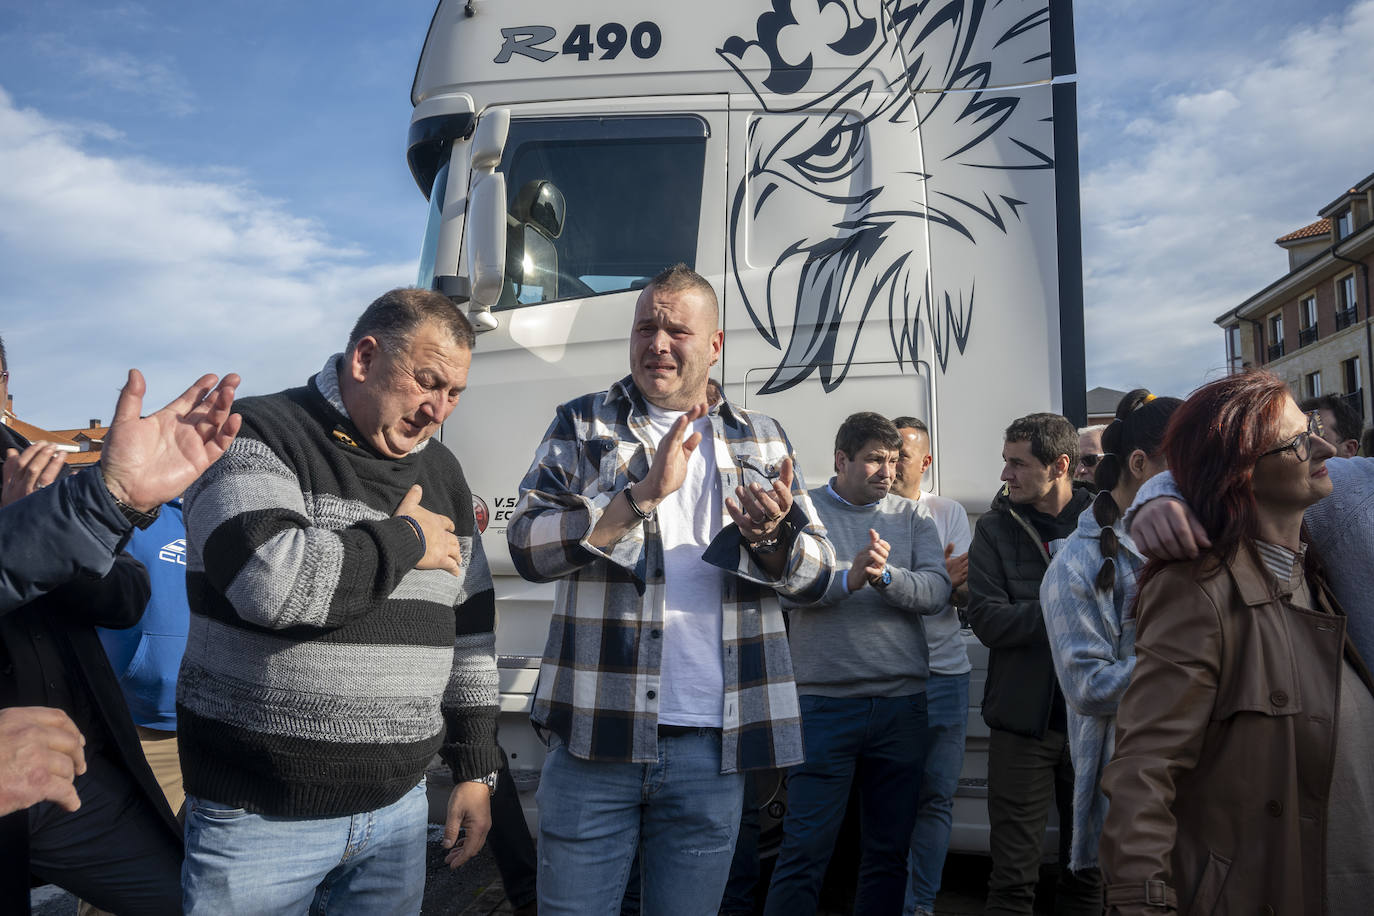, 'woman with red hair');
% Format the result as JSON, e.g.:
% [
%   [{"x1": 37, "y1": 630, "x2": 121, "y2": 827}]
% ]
[{"x1": 1098, "y1": 370, "x2": 1374, "y2": 915}]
